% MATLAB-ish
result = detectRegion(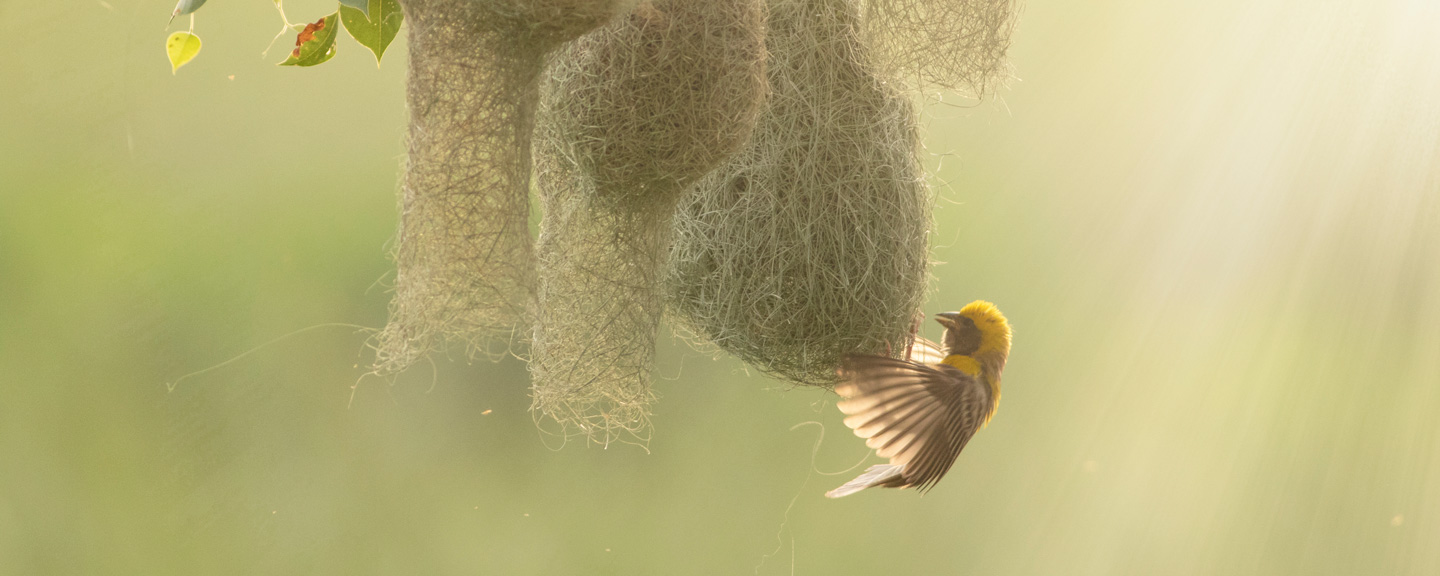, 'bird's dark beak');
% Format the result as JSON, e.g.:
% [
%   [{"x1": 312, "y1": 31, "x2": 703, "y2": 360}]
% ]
[{"x1": 935, "y1": 312, "x2": 961, "y2": 329}]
